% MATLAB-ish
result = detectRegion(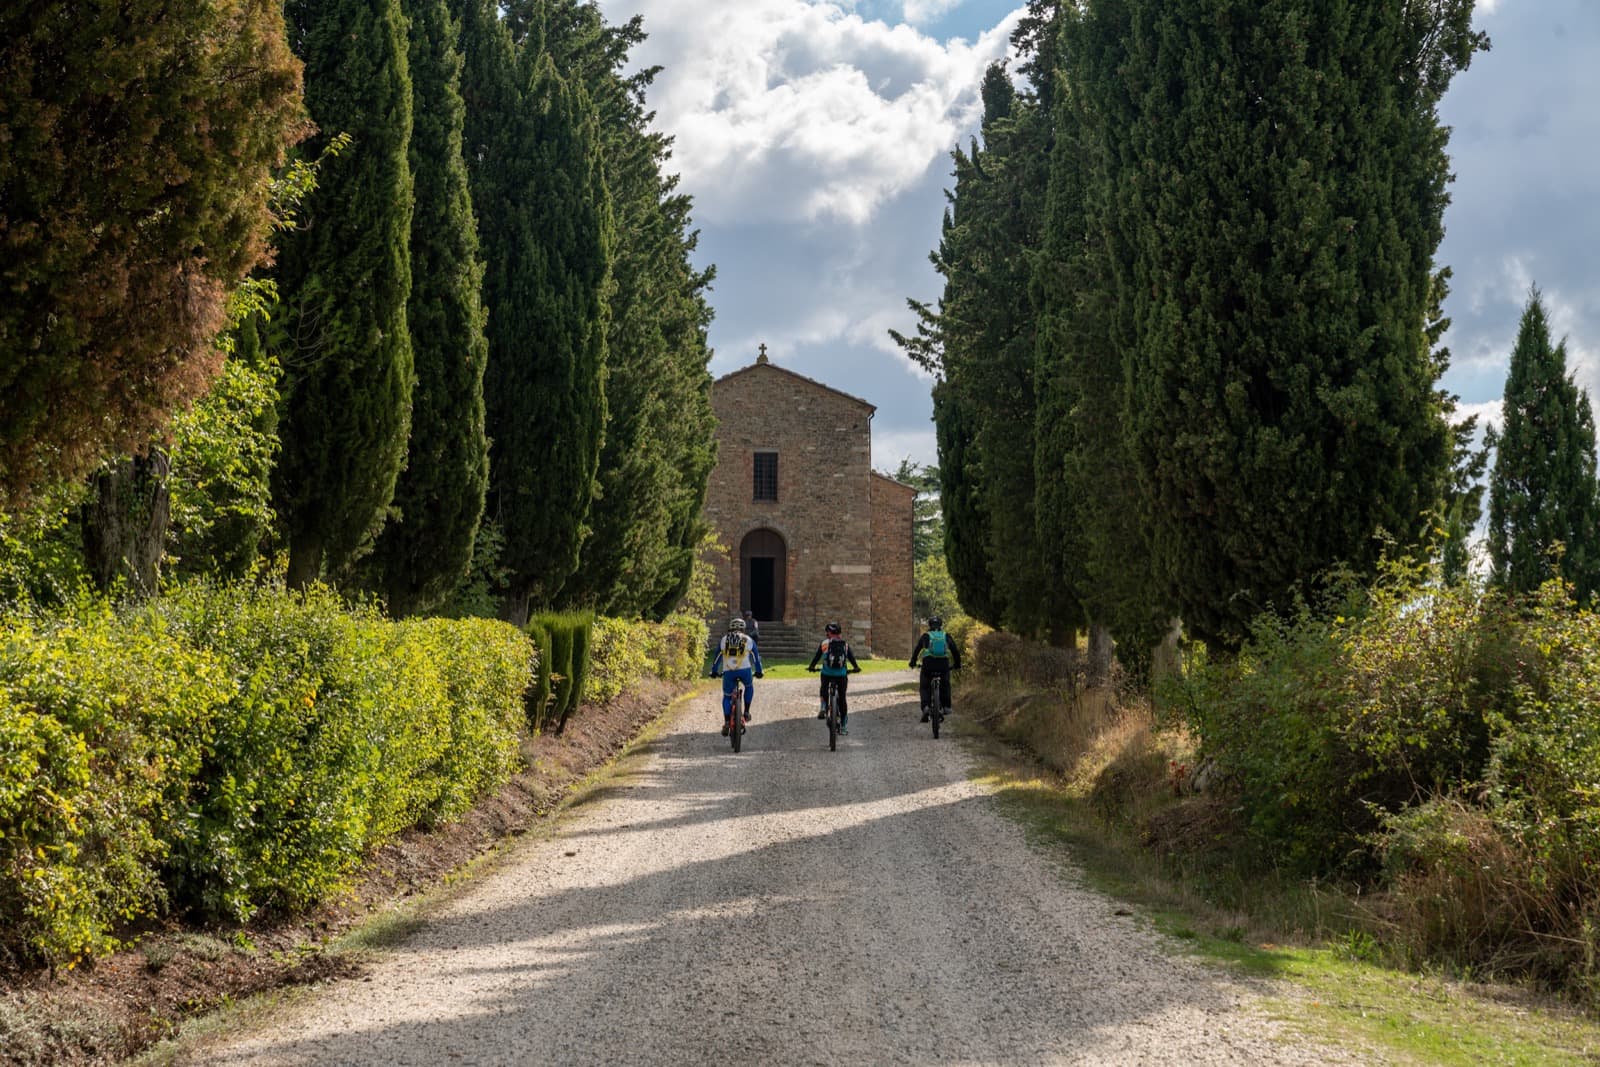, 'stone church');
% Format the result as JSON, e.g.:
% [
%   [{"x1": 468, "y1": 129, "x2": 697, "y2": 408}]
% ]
[{"x1": 702, "y1": 346, "x2": 916, "y2": 659}]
